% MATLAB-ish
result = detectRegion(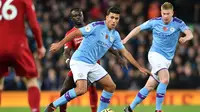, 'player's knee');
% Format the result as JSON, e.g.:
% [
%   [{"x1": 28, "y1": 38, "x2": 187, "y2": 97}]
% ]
[
  {"x1": 105, "y1": 83, "x2": 116, "y2": 93},
  {"x1": 112, "y1": 83, "x2": 116, "y2": 91},
  {"x1": 0, "y1": 78, "x2": 4, "y2": 90},
  {"x1": 160, "y1": 78, "x2": 169, "y2": 84},
  {"x1": 26, "y1": 77, "x2": 39, "y2": 88}
]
